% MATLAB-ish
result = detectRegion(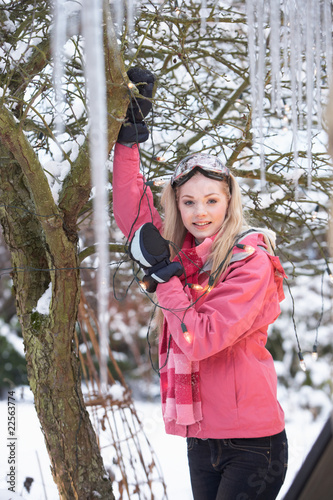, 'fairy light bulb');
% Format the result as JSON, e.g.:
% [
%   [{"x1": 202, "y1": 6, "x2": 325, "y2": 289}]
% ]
[
  {"x1": 138, "y1": 280, "x2": 148, "y2": 292},
  {"x1": 174, "y1": 7, "x2": 180, "y2": 16},
  {"x1": 145, "y1": 178, "x2": 170, "y2": 187},
  {"x1": 244, "y1": 245, "x2": 255, "y2": 254},
  {"x1": 298, "y1": 352, "x2": 306, "y2": 372},
  {"x1": 311, "y1": 205, "x2": 319, "y2": 221},
  {"x1": 155, "y1": 156, "x2": 166, "y2": 162},
  {"x1": 128, "y1": 82, "x2": 135, "y2": 89},
  {"x1": 312, "y1": 344, "x2": 318, "y2": 361},
  {"x1": 236, "y1": 243, "x2": 255, "y2": 255},
  {"x1": 181, "y1": 323, "x2": 193, "y2": 343},
  {"x1": 153, "y1": 178, "x2": 167, "y2": 186},
  {"x1": 281, "y1": 116, "x2": 289, "y2": 131},
  {"x1": 188, "y1": 283, "x2": 204, "y2": 291},
  {"x1": 205, "y1": 276, "x2": 216, "y2": 293}
]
